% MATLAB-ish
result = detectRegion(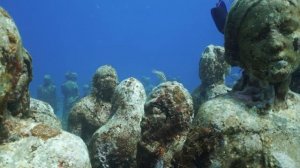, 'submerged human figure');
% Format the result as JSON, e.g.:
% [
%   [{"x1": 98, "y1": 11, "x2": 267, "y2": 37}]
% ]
[
  {"x1": 68, "y1": 65, "x2": 118, "y2": 144},
  {"x1": 179, "y1": 0, "x2": 300, "y2": 167},
  {"x1": 61, "y1": 72, "x2": 80, "y2": 126},
  {"x1": 0, "y1": 8, "x2": 91, "y2": 167},
  {"x1": 192, "y1": 45, "x2": 230, "y2": 113},
  {"x1": 37, "y1": 74, "x2": 58, "y2": 113}
]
